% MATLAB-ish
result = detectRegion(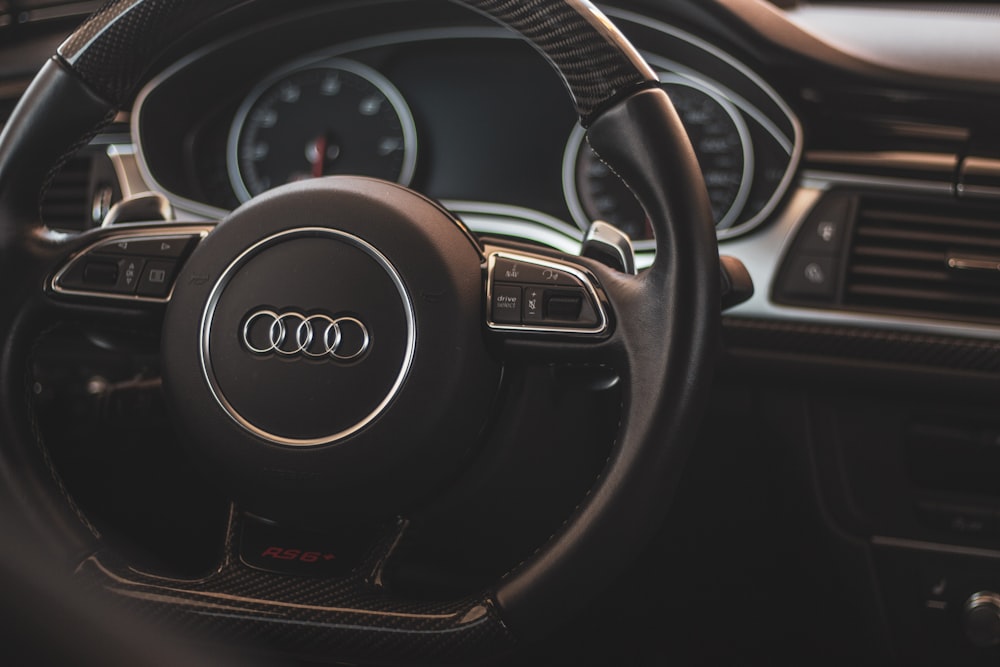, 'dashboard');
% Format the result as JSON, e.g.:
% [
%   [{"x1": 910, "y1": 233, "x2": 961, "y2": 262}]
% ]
[{"x1": 118, "y1": 0, "x2": 1000, "y2": 348}]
